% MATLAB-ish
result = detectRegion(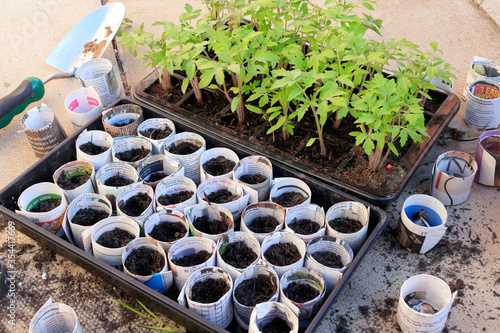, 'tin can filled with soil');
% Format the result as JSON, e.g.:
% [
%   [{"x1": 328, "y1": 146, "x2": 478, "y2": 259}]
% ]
[
  {"x1": 261, "y1": 231, "x2": 306, "y2": 278},
  {"x1": 144, "y1": 209, "x2": 189, "y2": 252},
  {"x1": 162, "y1": 132, "x2": 206, "y2": 184},
  {"x1": 155, "y1": 175, "x2": 197, "y2": 213},
  {"x1": 95, "y1": 162, "x2": 139, "y2": 211},
  {"x1": 102, "y1": 103, "x2": 143, "y2": 137},
  {"x1": 464, "y1": 79, "x2": 500, "y2": 129},
  {"x1": 233, "y1": 155, "x2": 273, "y2": 201},
  {"x1": 76, "y1": 130, "x2": 113, "y2": 170},
  {"x1": 137, "y1": 117, "x2": 176, "y2": 154},
  {"x1": 53, "y1": 161, "x2": 95, "y2": 203},
  {"x1": 216, "y1": 231, "x2": 261, "y2": 282},
  {"x1": 116, "y1": 183, "x2": 155, "y2": 230},
  {"x1": 285, "y1": 204, "x2": 325, "y2": 244},
  {"x1": 248, "y1": 301, "x2": 298, "y2": 333},
  {"x1": 112, "y1": 136, "x2": 152, "y2": 168},
  {"x1": 241, "y1": 202, "x2": 285, "y2": 244},
  {"x1": 200, "y1": 147, "x2": 239, "y2": 182},
  {"x1": 137, "y1": 154, "x2": 183, "y2": 190},
  {"x1": 269, "y1": 177, "x2": 311, "y2": 209},
  {"x1": 184, "y1": 202, "x2": 234, "y2": 242}
]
